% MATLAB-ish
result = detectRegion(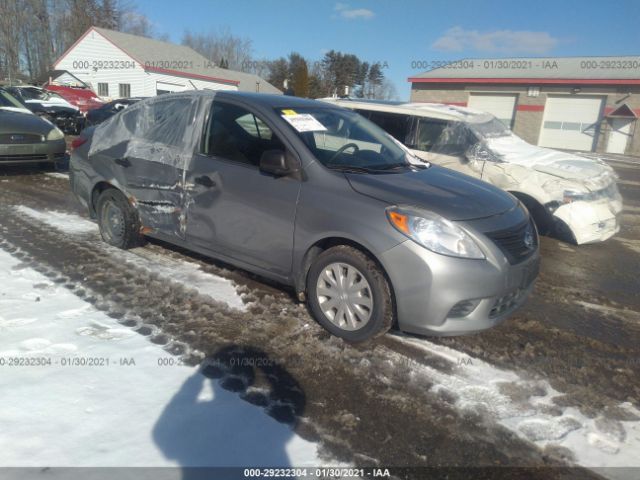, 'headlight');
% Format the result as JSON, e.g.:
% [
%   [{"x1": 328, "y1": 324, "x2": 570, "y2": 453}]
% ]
[
  {"x1": 562, "y1": 189, "x2": 590, "y2": 204},
  {"x1": 47, "y1": 127, "x2": 64, "y2": 141},
  {"x1": 386, "y1": 206, "x2": 485, "y2": 259}
]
